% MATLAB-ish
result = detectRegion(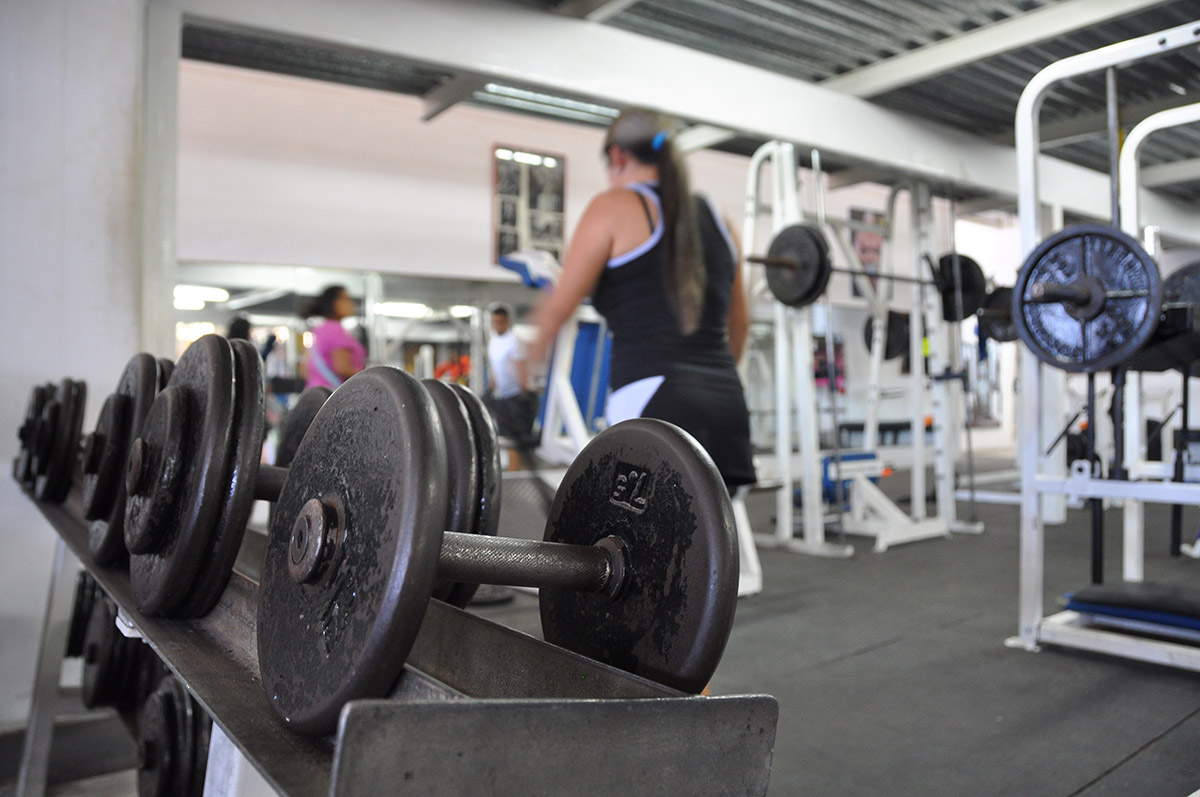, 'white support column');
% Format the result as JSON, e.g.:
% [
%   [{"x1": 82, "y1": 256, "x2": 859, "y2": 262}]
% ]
[{"x1": 909, "y1": 184, "x2": 928, "y2": 522}]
